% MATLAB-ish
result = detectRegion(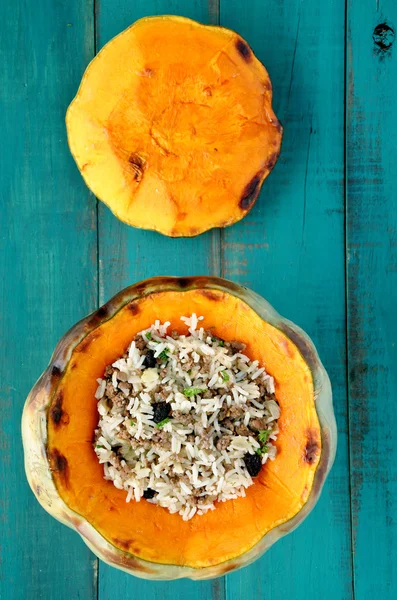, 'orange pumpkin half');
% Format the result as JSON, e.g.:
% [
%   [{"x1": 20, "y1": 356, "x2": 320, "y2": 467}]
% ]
[
  {"x1": 22, "y1": 277, "x2": 336, "y2": 579},
  {"x1": 66, "y1": 16, "x2": 283, "y2": 237}
]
